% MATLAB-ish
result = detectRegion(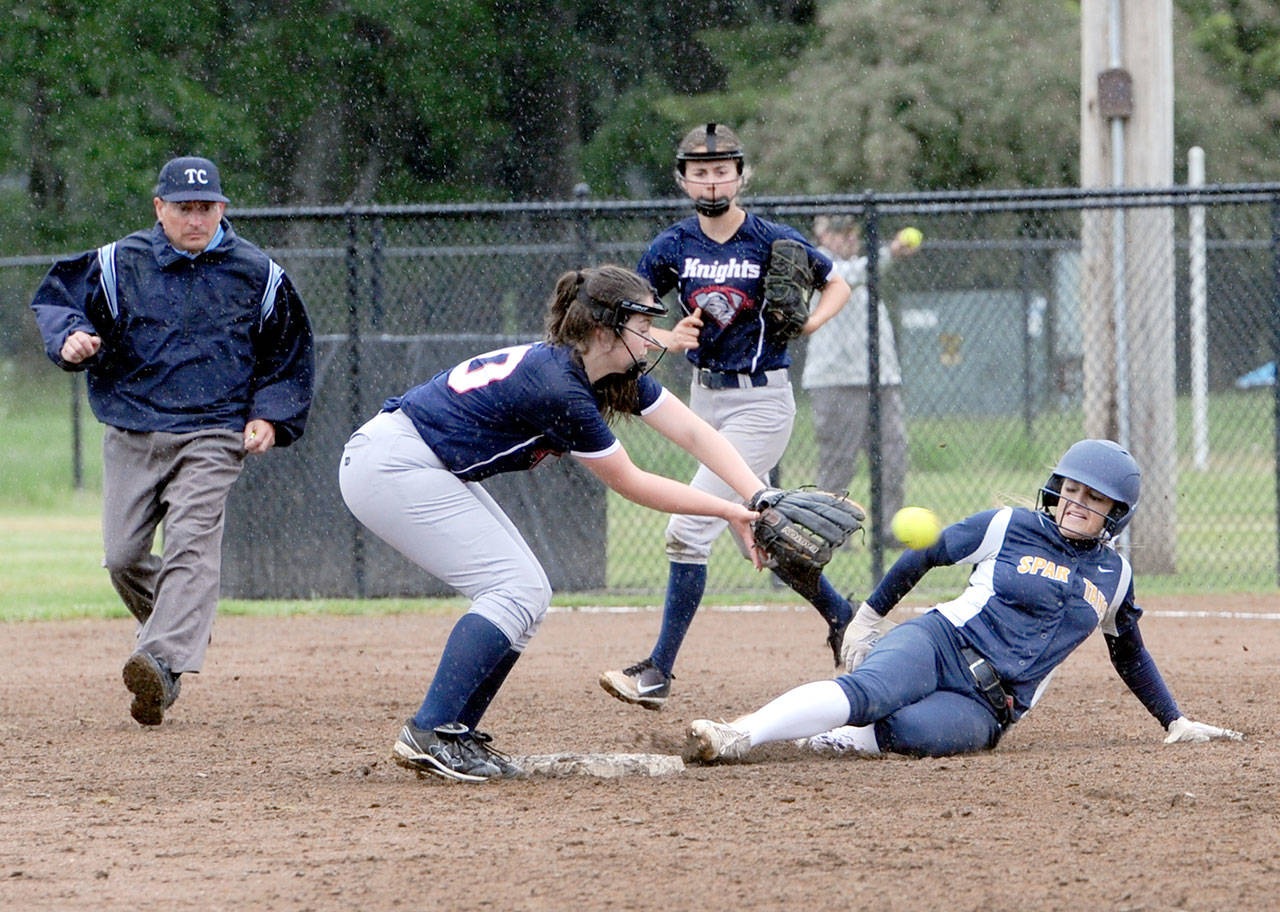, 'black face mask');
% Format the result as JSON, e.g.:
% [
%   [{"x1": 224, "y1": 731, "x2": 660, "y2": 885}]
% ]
[{"x1": 693, "y1": 196, "x2": 731, "y2": 217}]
